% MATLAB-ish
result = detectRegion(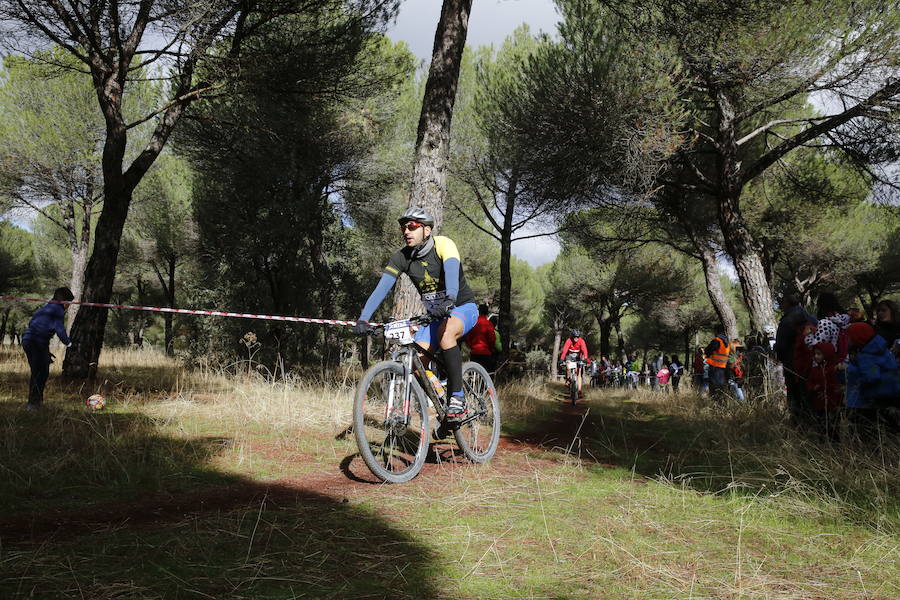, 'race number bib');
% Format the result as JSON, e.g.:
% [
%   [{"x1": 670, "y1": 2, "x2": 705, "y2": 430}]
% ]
[
  {"x1": 384, "y1": 319, "x2": 414, "y2": 344},
  {"x1": 421, "y1": 291, "x2": 448, "y2": 313}
]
